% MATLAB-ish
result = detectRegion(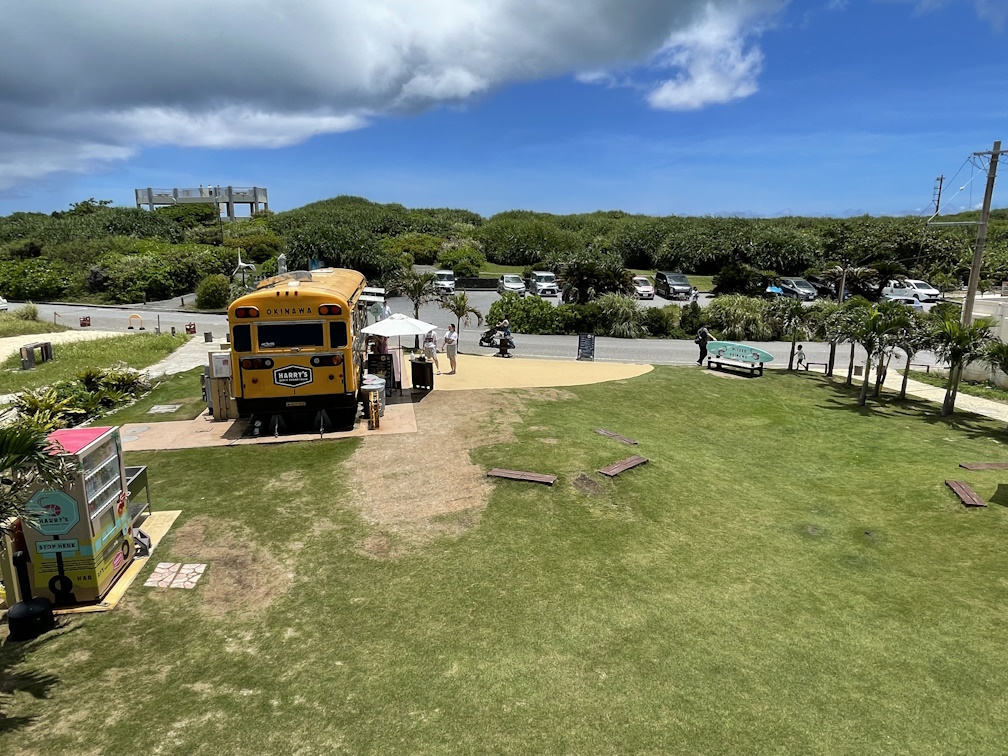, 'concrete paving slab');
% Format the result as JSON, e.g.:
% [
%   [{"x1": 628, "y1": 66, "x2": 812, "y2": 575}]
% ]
[{"x1": 120, "y1": 401, "x2": 419, "y2": 451}]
